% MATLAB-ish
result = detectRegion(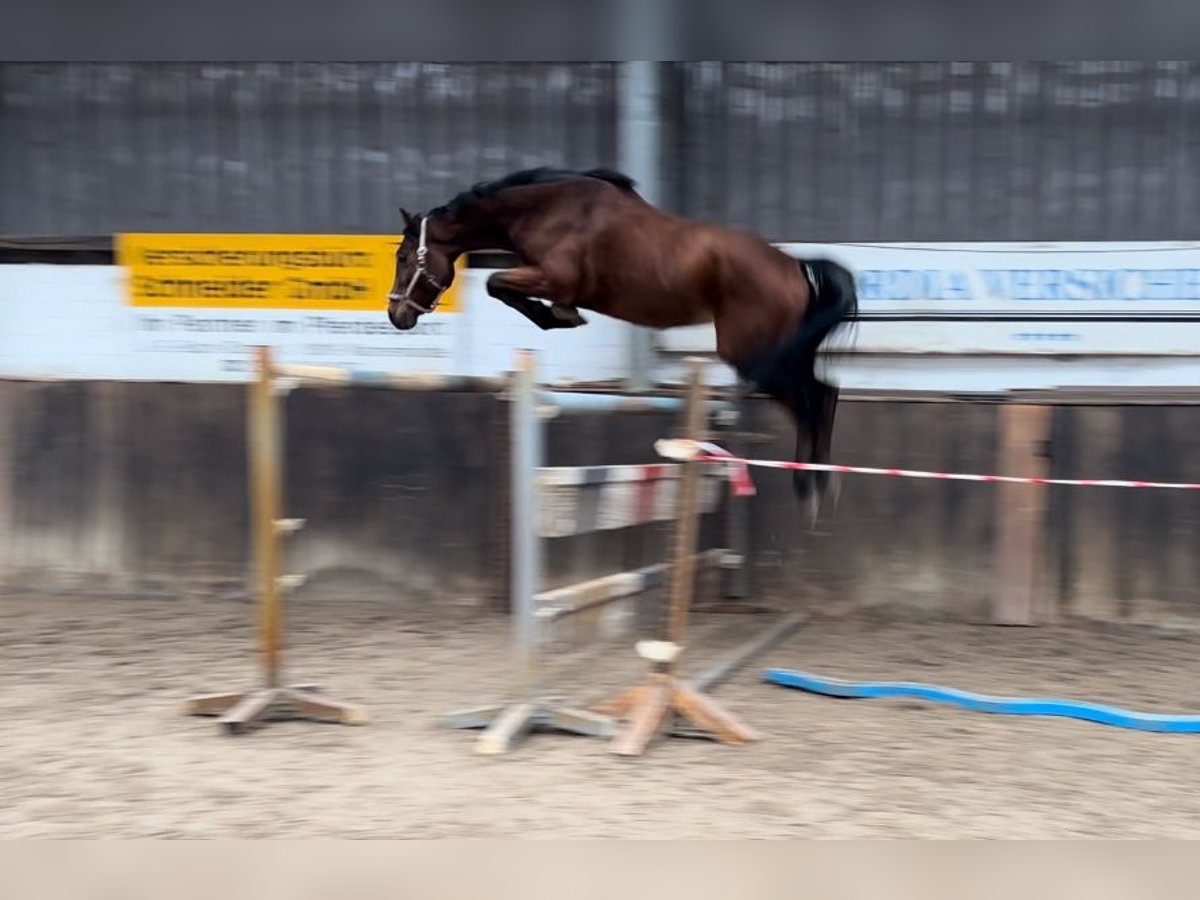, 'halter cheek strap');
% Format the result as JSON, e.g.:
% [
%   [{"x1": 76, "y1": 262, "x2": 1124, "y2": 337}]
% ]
[{"x1": 389, "y1": 216, "x2": 447, "y2": 314}]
